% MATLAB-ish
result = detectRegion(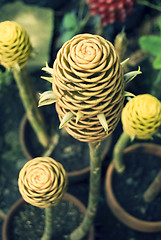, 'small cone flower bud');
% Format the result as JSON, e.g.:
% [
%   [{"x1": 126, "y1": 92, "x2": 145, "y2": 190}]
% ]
[
  {"x1": 18, "y1": 157, "x2": 68, "y2": 208},
  {"x1": 0, "y1": 21, "x2": 32, "y2": 69},
  {"x1": 122, "y1": 94, "x2": 161, "y2": 140}
]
